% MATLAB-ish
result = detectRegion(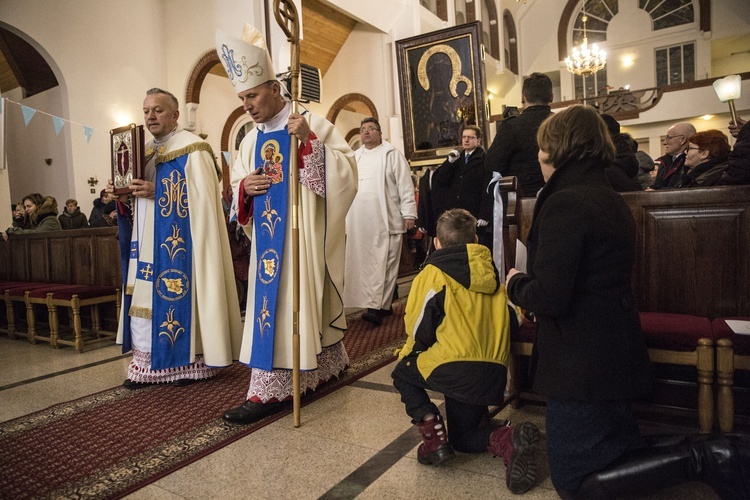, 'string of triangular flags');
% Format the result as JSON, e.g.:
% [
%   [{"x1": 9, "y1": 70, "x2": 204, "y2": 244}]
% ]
[{"x1": 1, "y1": 97, "x2": 95, "y2": 143}]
